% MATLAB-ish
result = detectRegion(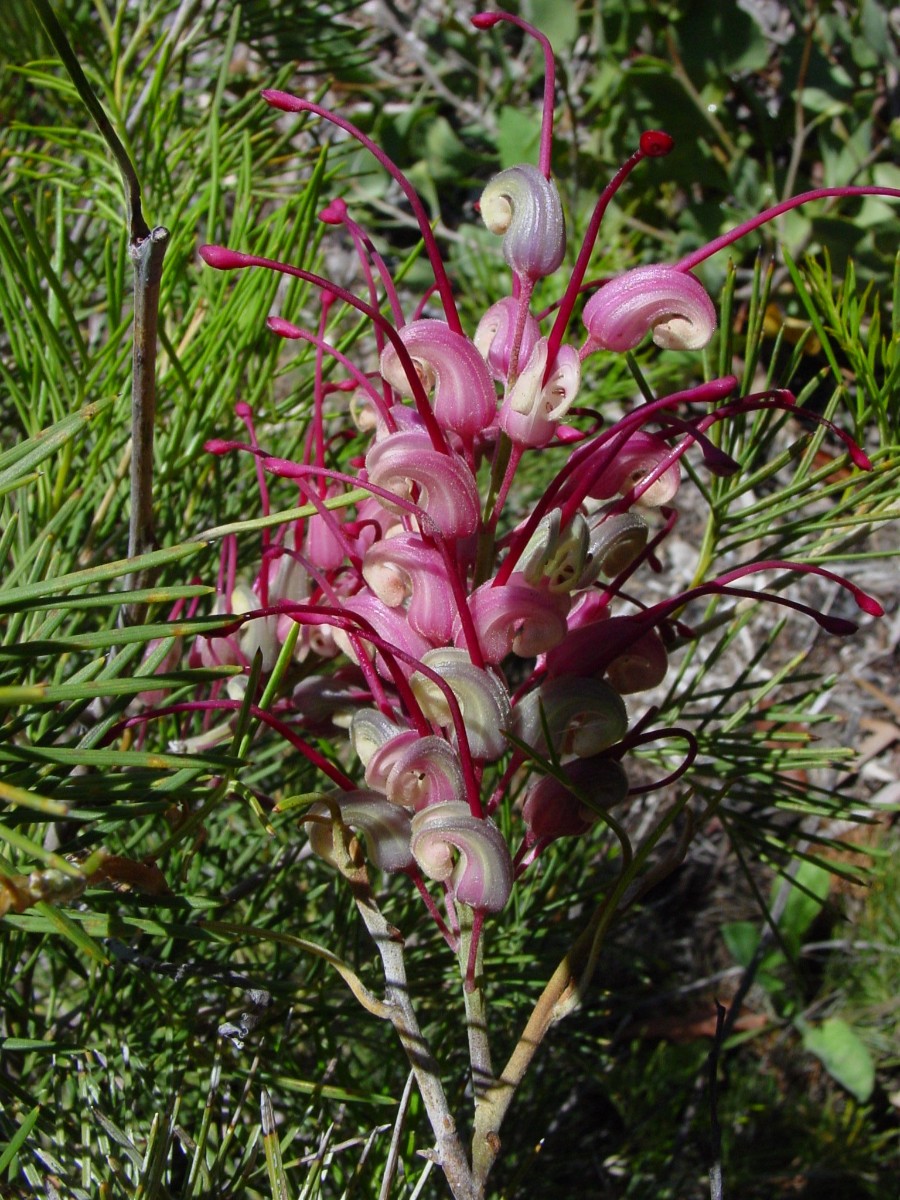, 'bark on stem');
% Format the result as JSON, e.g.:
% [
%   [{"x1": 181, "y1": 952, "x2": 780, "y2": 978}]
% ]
[
  {"x1": 470, "y1": 792, "x2": 694, "y2": 1187},
  {"x1": 346, "y1": 865, "x2": 482, "y2": 1200},
  {"x1": 125, "y1": 225, "x2": 170, "y2": 621}
]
